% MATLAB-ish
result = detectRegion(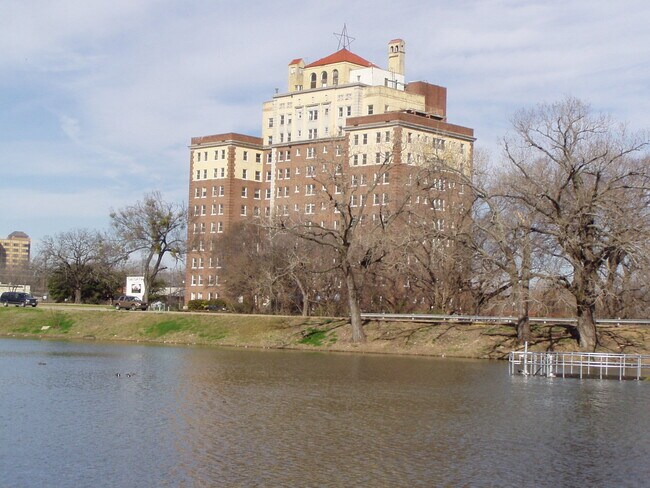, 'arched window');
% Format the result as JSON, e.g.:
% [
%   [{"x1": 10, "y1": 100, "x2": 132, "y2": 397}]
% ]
[
  {"x1": 321, "y1": 71, "x2": 328, "y2": 87},
  {"x1": 310, "y1": 73, "x2": 317, "y2": 89},
  {"x1": 332, "y1": 69, "x2": 339, "y2": 86}
]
